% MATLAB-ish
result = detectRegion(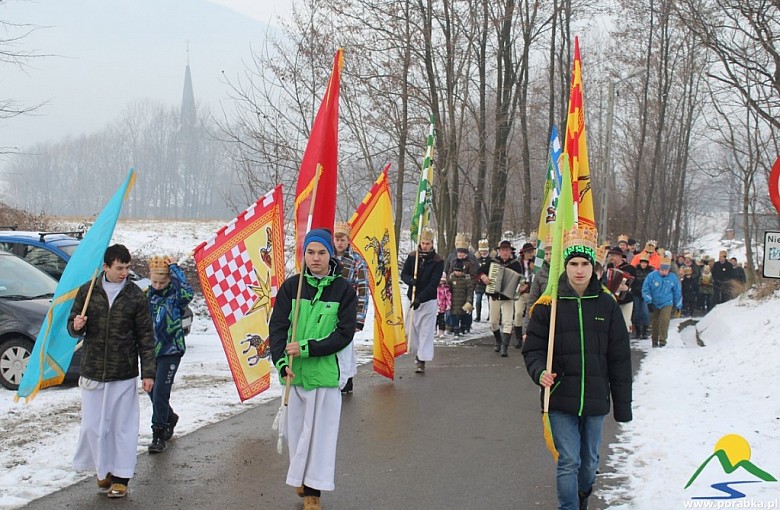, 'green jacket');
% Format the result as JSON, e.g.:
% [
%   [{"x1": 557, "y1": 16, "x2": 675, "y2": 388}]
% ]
[
  {"x1": 67, "y1": 275, "x2": 157, "y2": 382},
  {"x1": 269, "y1": 260, "x2": 357, "y2": 390}
]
